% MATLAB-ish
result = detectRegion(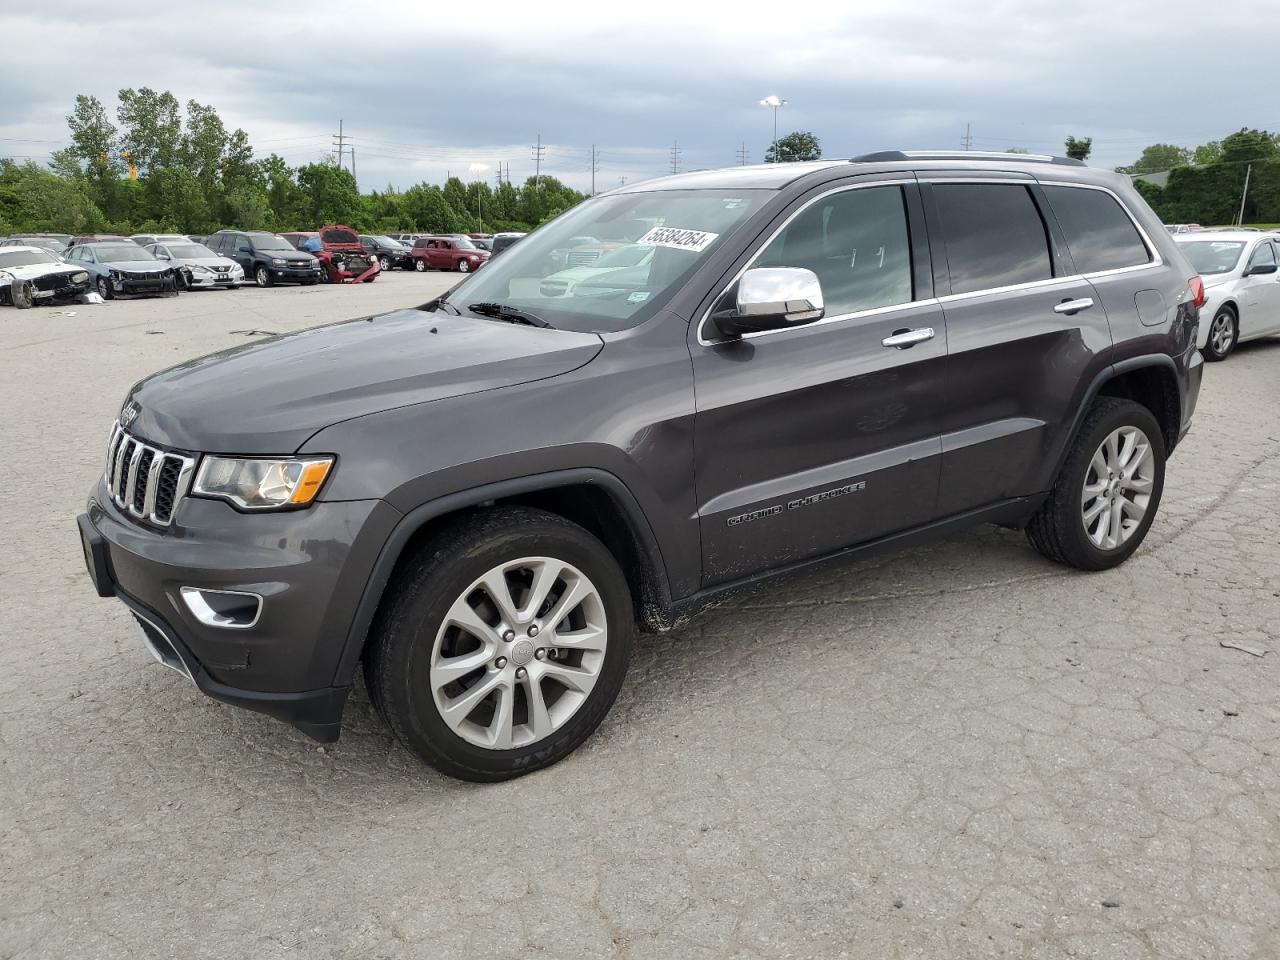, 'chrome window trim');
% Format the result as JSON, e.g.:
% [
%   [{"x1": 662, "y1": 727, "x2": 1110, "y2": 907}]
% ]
[{"x1": 697, "y1": 178, "x2": 919, "y2": 346}]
